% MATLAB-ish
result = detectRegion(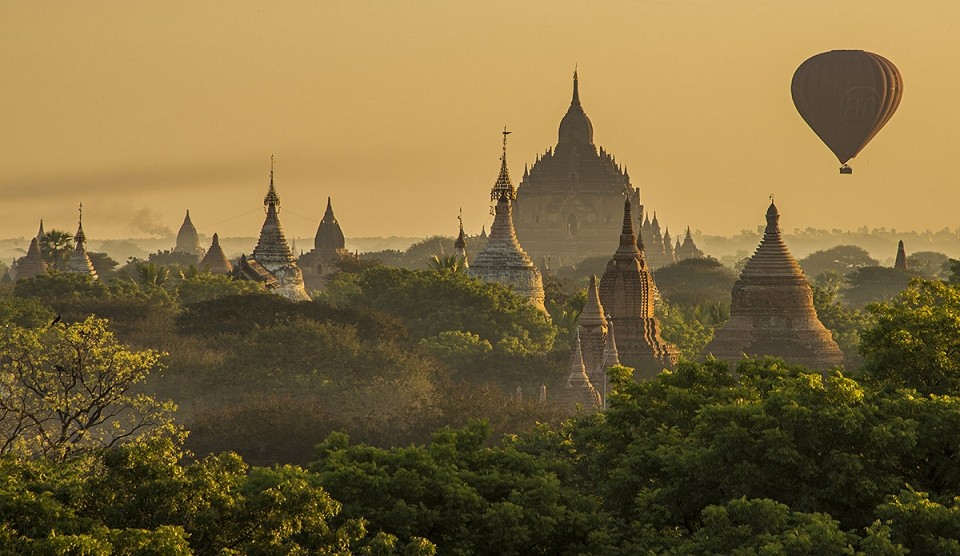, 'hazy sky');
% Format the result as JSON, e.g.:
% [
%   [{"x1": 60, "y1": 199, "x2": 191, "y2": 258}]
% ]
[{"x1": 1, "y1": 1, "x2": 958, "y2": 241}]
